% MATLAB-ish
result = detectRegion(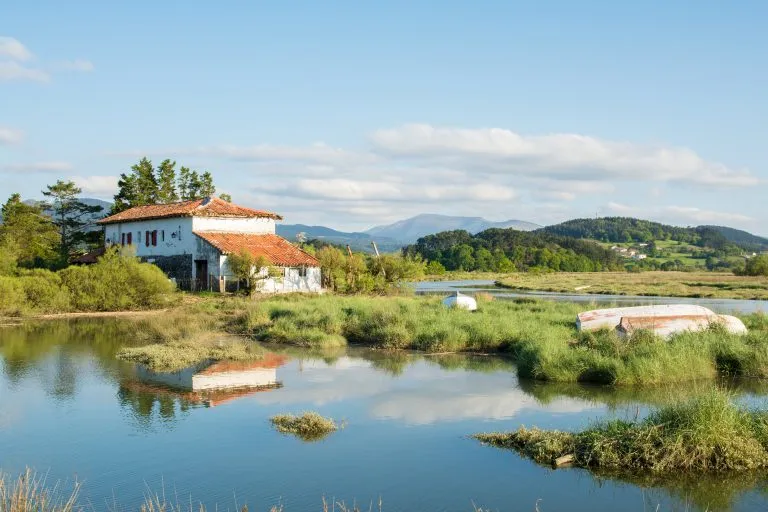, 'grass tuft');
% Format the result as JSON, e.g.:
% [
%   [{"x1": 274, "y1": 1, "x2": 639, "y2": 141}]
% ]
[
  {"x1": 475, "y1": 387, "x2": 768, "y2": 473},
  {"x1": 270, "y1": 412, "x2": 339, "y2": 442}
]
